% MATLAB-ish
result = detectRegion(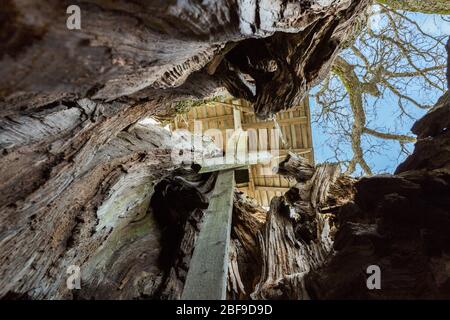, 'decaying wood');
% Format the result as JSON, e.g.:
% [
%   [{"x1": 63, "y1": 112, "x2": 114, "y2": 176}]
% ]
[
  {"x1": 0, "y1": 0, "x2": 369, "y2": 298},
  {"x1": 250, "y1": 163, "x2": 352, "y2": 299},
  {"x1": 0, "y1": 0, "x2": 373, "y2": 299},
  {"x1": 227, "y1": 192, "x2": 266, "y2": 299},
  {"x1": 0, "y1": 0, "x2": 370, "y2": 117},
  {"x1": 0, "y1": 121, "x2": 220, "y2": 299},
  {"x1": 1, "y1": 0, "x2": 449, "y2": 301},
  {"x1": 275, "y1": 152, "x2": 315, "y2": 182}
]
